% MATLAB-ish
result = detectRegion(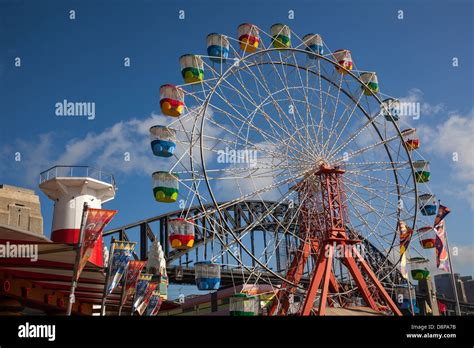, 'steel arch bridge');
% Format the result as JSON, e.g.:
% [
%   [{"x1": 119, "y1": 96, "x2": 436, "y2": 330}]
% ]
[{"x1": 104, "y1": 200, "x2": 404, "y2": 294}]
